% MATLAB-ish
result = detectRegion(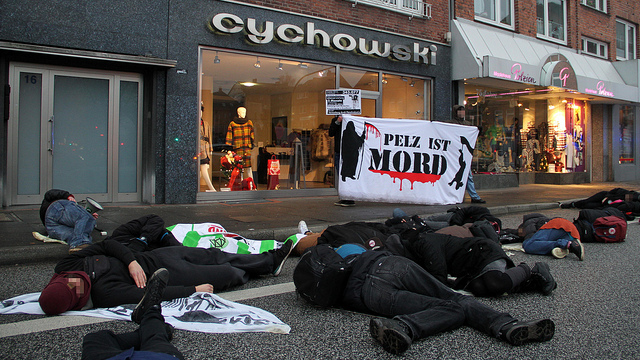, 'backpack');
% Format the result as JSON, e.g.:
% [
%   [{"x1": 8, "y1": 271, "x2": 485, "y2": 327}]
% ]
[
  {"x1": 293, "y1": 244, "x2": 351, "y2": 307},
  {"x1": 592, "y1": 216, "x2": 627, "y2": 243},
  {"x1": 574, "y1": 208, "x2": 627, "y2": 243}
]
